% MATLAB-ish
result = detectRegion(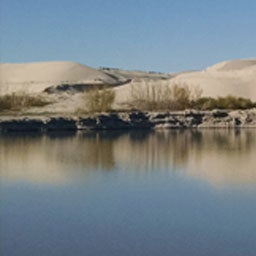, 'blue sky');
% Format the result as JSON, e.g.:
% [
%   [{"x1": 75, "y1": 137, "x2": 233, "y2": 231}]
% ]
[{"x1": 0, "y1": 0, "x2": 255, "y2": 72}]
